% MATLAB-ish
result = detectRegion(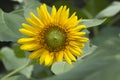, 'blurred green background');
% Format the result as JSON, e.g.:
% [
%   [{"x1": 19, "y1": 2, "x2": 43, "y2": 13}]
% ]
[{"x1": 0, "y1": 0, "x2": 120, "y2": 80}]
